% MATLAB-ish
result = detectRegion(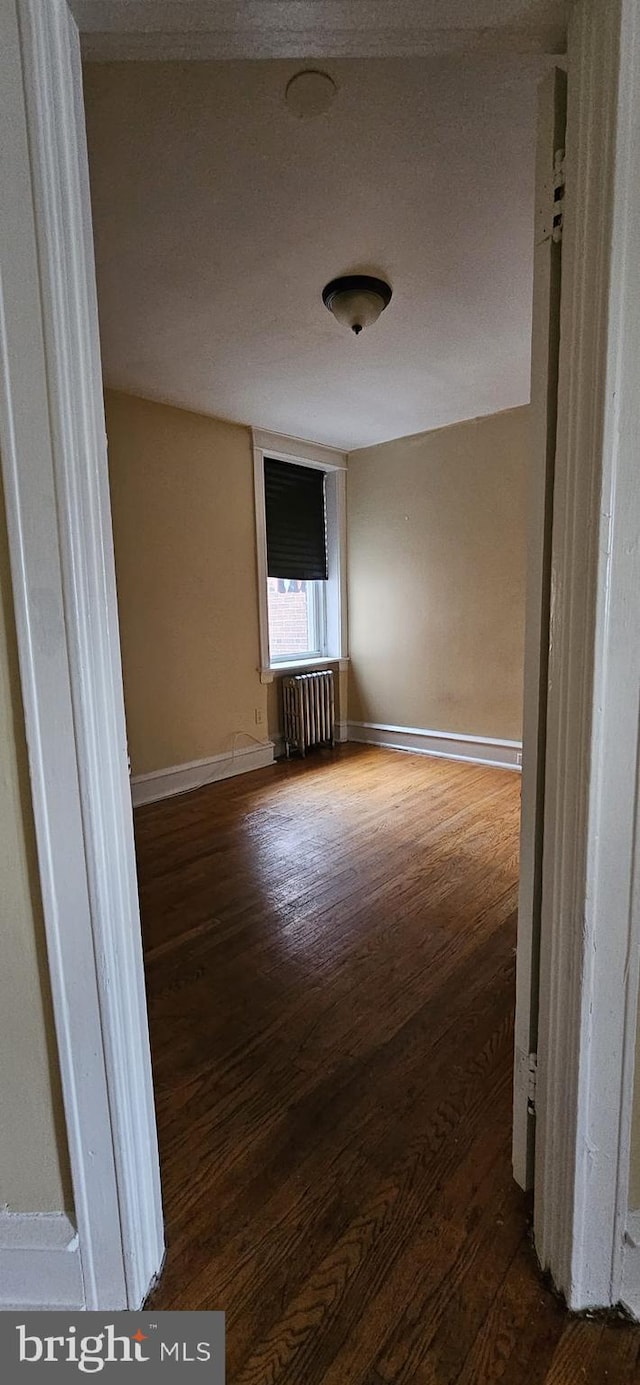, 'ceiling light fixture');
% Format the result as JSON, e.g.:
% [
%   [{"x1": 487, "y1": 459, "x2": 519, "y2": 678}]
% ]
[{"x1": 322, "y1": 275, "x2": 392, "y2": 336}]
